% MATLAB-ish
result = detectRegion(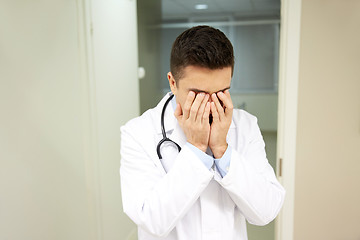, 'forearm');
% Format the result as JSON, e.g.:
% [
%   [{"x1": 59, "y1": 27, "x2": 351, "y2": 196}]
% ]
[{"x1": 216, "y1": 149, "x2": 285, "y2": 225}]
